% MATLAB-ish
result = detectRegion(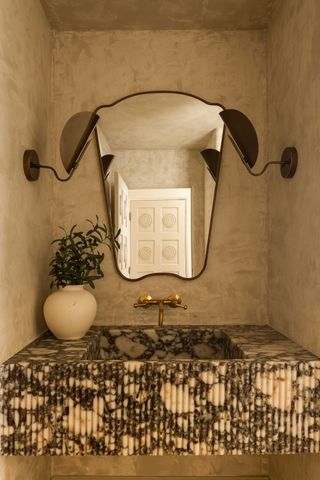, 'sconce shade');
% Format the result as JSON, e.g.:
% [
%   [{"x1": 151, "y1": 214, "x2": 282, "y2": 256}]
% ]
[
  {"x1": 60, "y1": 111, "x2": 99, "y2": 174},
  {"x1": 219, "y1": 109, "x2": 258, "y2": 168},
  {"x1": 96, "y1": 125, "x2": 114, "y2": 178},
  {"x1": 200, "y1": 148, "x2": 220, "y2": 181},
  {"x1": 101, "y1": 154, "x2": 114, "y2": 179}
]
